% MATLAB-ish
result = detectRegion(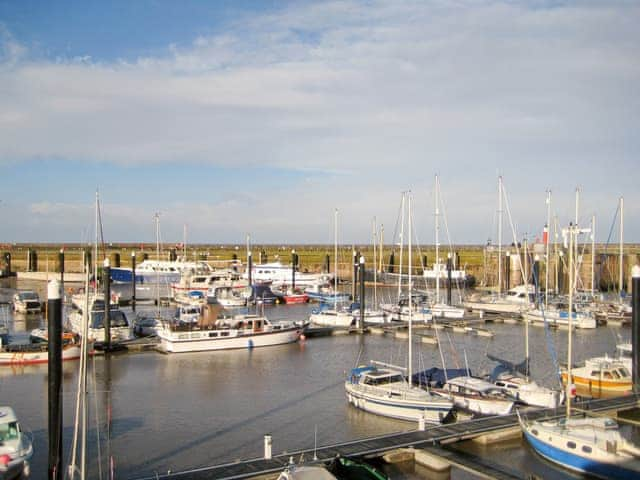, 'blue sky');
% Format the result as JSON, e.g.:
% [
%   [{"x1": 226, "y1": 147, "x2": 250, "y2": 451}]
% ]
[{"x1": 0, "y1": 1, "x2": 638, "y2": 245}]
